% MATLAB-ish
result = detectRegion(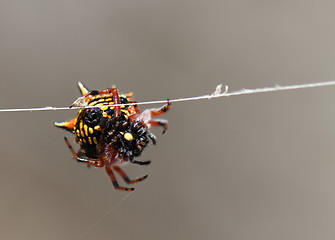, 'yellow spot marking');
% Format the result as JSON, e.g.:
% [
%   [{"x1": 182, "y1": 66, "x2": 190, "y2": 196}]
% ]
[
  {"x1": 93, "y1": 137, "x2": 98, "y2": 145},
  {"x1": 83, "y1": 139, "x2": 87, "y2": 144},
  {"x1": 79, "y1": 122, "x2": 85, "y2": 137},
  {"x1": 74, "y1": 109, "x2": 83, "y2": 116},
  {"x1": 95, "y1": 103, "x2": 105, "y2": 106},
  {"x1": 105, "y1": 98, "x2": 113, "y2": 101},
  {"x1": 121, "y1": 110, "x2": 130, "y2": 116},
  {"x1": 124, "y1": 133, "x2": 134, "y2": 141},
  {"x1": 84, "y1": 124, "x2": 89, "y2": 136},
  {"x1": 89, "y1": 100, "x2": 107, "y2": 106},
  {"x1": 102, "y1": 112, "x2": 108, "y2": 118},
  {"x1": 89, "y1": 127, "x2": 94, "y2": 135},
  {"x1": 88, "y1": 102, "x2": 97, "y2": 106},
  {"x1": 76, "y1": 130, "x2": 80, "y2": 136},
  {"x1": 100, "y1": 106, "x2": 109, "y2": 111},
  {"x1": 109, "y1": 102, "x2": 115, "y2": 109},
  {"x1": 88, "y1": 137, "x2": 93, "y2": 145},
  {"x1": 94, "y1": 125, "x2": 101, "y2": 131}
]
